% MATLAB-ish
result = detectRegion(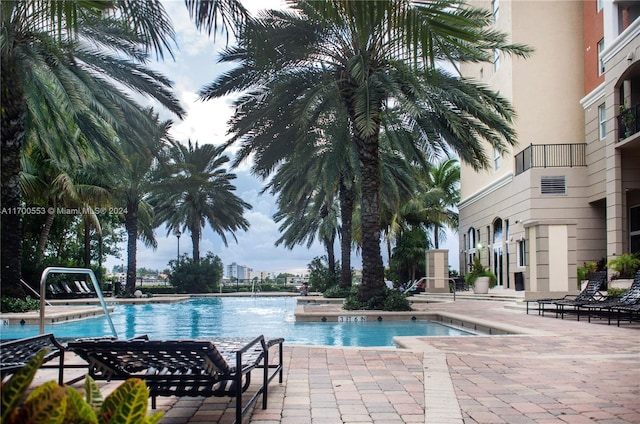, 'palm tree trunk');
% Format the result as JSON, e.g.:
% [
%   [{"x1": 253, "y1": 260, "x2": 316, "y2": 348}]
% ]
[
  {"x1": 433, "y1": 224, "x2": 439, "y2": 249},
  {"x1": 339, "y1": 178, "x2": 354, "y2": 288},
  {"x1": 192, "y1": 227, "x2": 200, "y2": 264},
  {"x1": 354, "y1": 130, "x2": 385, "y2": 302},
  {"x1": 36, "y1": 204, "x2": 56, "y2": 267},
  {"x1": 125, "y1": 205, "x2": 138, "y2": 294},
  {"x1": 324, "y1": 234, "x2": 336, "y2": 285},
  {"x1": 84, "y1": 220, "x2": 91, "y2": 267},
  {"x1": 1, "y1": 56, "x2": 26, "y2": 297}
]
